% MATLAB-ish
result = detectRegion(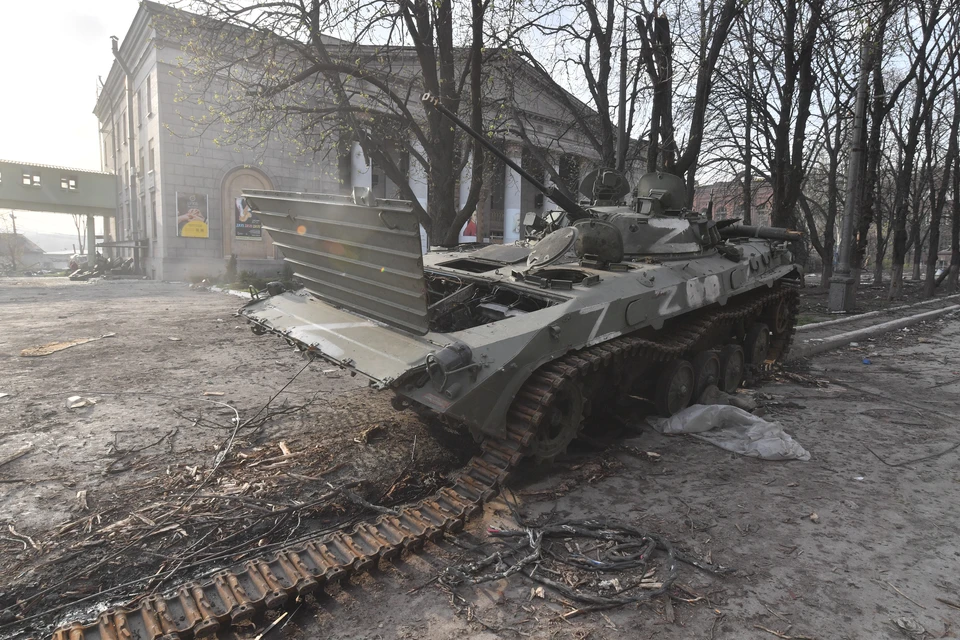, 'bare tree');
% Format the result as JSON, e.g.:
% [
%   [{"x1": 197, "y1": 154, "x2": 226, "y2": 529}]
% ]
[
  {"x1": 160, "y1": 0, "x2": 490, "y2": 245},
  {"x1": 71, "y1": 214, "x2": 86, "y2": 255},
  {"x1": 637, "y1": 0, "x2": 741, "y2": 198},
  {"x1": 799, "y1": 25, "x2": 859, "y2": 283},
  {"x1": 922, "y1": 83, "x2": 958, "y2": 296},
  {"x1": 491, "y1": 0, "x2": 645, "y2": 197},
  {"x1": 948, "y1": 125, "x2": 960, "y2": 291},
  {"x1": 885, "y1": 0, "x2": 956, "y2": 298},
  {"x1": 0, "y1": 212, "x2": 23, "y2": 272}
]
